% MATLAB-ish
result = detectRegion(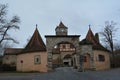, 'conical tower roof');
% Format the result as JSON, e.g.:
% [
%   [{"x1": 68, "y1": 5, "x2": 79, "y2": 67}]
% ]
[
  {"x1": 22, "y1": 27, "x2": 46, "y2": 53},
  {"x1": 56, "y1": 21, "x2": 68, "y2": 29},
  {"x1": 85, "y1": 26, "x2": 99, "y2": 45},
  {"x1": 80, "y1": 26, "x2": 109, "y2": 51},
  {"x1": 59, "y1": 21, "x2": 67, "y2": 28}
]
